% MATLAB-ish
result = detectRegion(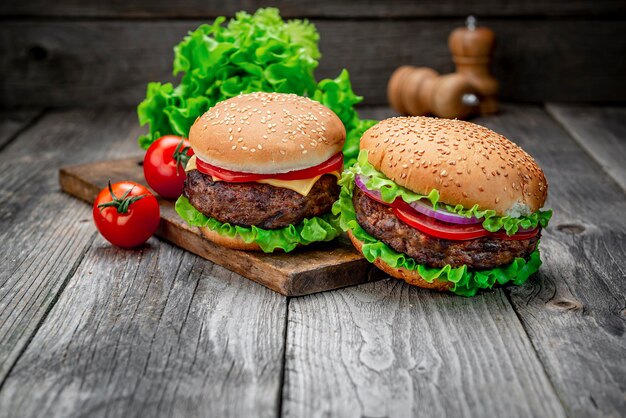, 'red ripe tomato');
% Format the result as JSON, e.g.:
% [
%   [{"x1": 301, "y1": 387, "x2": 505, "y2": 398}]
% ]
[
  {"x1": 93, "y1": 181, "x2": 160, "y2": 248},
  {"x1": 144, "y1": 135, "x2": 194, "y2": 198},
  {"x1": 195, "y1": 152, "x2": 343, "y2": 182}
]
